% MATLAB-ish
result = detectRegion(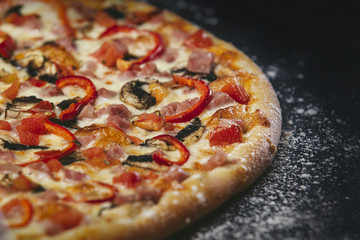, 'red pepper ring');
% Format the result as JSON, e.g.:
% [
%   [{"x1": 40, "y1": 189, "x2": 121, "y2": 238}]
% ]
[
  {"x1": 152, "y1": 134, "x2": 190, "y2": 166},
  {"x1": 1, "y1": 197, "x2": 33, "y2": 228},
  {"x1": 165, "y1": 75, "x2": 212, "y2": 123},
  {"x1": 56, "y1": 75, "x2": 97, "y2": 121},
  {"x1": 99, "y1": 25, "x2": 164, "y2": 69},
  {"x1": 25, "y1": 119, "x2": 77, "y2": 165}
]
